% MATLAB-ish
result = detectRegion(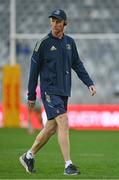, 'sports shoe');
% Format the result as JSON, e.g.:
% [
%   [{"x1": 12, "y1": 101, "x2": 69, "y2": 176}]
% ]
[
  {"x1": 64, "y1": 164, "x2": 80, "y2": 175},
  {"x1": 19, "y1": 153, "x2": 36, "y2": 173}
]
